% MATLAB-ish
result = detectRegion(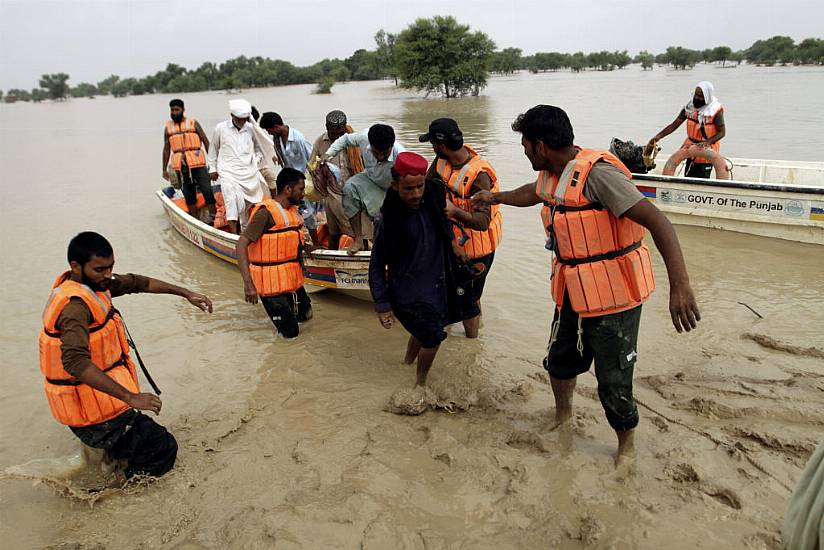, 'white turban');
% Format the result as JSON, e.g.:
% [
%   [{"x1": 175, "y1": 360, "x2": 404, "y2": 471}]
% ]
[{"x1": 229, "y1": 99, "x2": 252, "y2": 118}]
